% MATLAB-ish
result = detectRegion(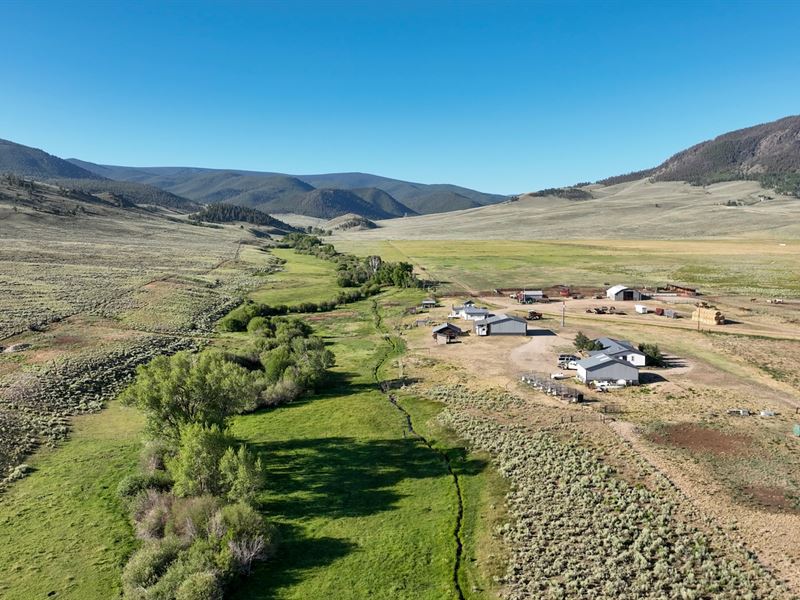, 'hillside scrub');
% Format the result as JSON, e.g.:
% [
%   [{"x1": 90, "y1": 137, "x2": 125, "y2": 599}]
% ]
[{"x1": 429, "y1": 386, "x2": 784, "y2": 599}]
